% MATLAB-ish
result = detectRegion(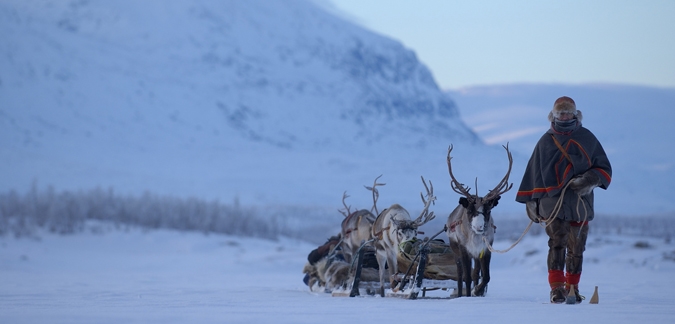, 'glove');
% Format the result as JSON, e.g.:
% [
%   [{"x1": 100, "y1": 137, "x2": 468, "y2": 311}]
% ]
[
  {"x1": 569, "y1": 171, "x2": 601, "y2": 196},
  {"x1": 526, "y1": 200, "x2": 541, "y2": 223}
]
